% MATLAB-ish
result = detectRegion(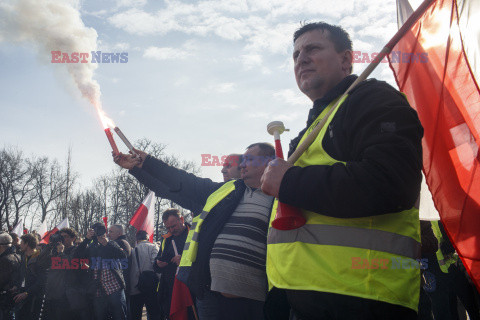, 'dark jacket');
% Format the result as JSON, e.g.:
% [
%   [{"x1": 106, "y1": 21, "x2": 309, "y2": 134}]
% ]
[
  {"x1": 115, "y1": 235, "x2": 132, "y2": 258},
  {"x1": 282, "y1": 75, "x2": 424, "y2": 218},
  {"x1": 130, "y1": 158, "x2": 248, "y2": 298},
  {"x1": 153, "y1": 227, "x2": 189, "y2": 288},
  {"x1": 130, "y1": 168, "x2": 204, "y2": 215},
  {"x1": 420, "y1": 221, "x2": 438, "y2": 256},
  {"x1": 76, "y1": 238, "x2": 127, "y2": 294},
  {"x1": 19, "y1": 248, "x2": 50, "y2": 296},
  {"x1": 0, "y1": 246, "x2": 20, "y2": 291}
]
